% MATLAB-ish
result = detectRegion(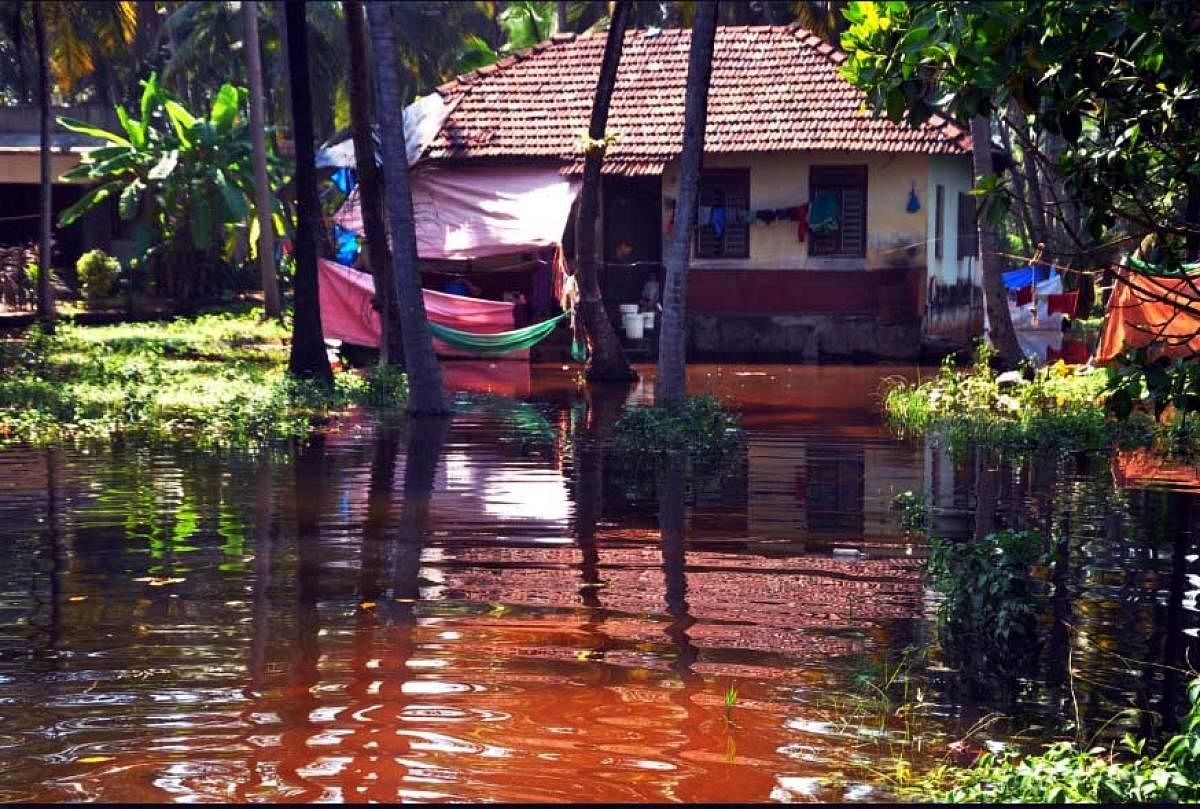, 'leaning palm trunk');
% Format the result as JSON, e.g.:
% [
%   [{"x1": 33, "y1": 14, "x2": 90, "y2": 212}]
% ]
[
  {"x1": 574, "y1": 0, "x2": 636, "y2": 383},
  {"x1": 366, "y1": 2, "x2": 448, "y2": 415},
  {"x1": 243, "y1": 0, "x2": 281, "y2": 320},
  {"x1": 283, "y1": 0, "x2": 333, "y2": 387},
  {"x1": 33, "y1": 3, "x2": 55, "y2": 333},
  {"x1": 971, "y1": 114, "x2": 1022, "y2": 369},
  {"x1": 345, "y1": 0, "x2": 402, "y2": 367},
  {"x1": 655, "y1": 1, "x2": 718, "y2": 408}
]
